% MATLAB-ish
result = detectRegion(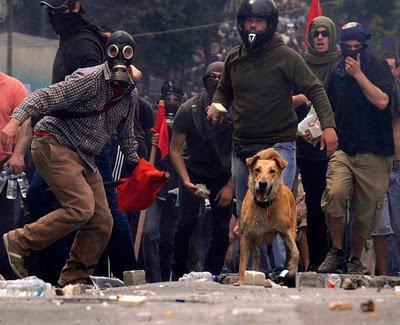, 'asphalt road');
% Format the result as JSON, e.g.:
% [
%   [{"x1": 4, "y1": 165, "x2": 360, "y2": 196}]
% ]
[{"x1": 0, "y1": 281, "x2": 399, "y2": 324}]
